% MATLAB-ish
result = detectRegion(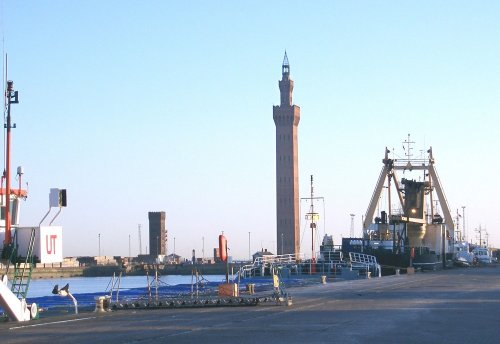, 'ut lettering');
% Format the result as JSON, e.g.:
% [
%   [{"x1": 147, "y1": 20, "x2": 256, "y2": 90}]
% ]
[{"x1": 46, "y1": 235, "x2": 57, "y2": 254}]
